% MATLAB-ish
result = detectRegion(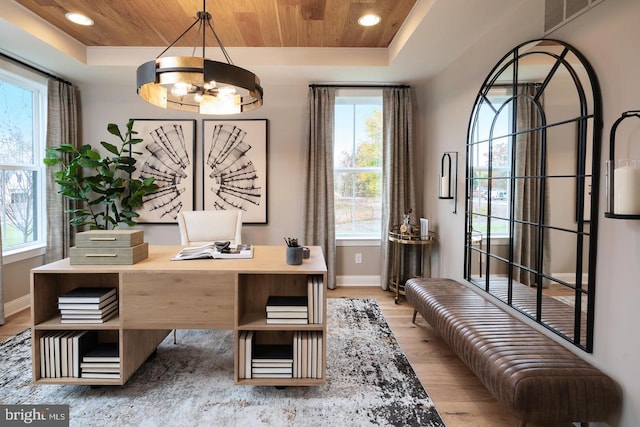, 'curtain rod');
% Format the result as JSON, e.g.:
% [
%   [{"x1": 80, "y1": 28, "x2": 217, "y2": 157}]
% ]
[
  {"x1": 309, "y1": 84, "x2": 410, "y2": 89},
  {"x1": 0, "y1": 52, "x2": 72, "y2": 85}
]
